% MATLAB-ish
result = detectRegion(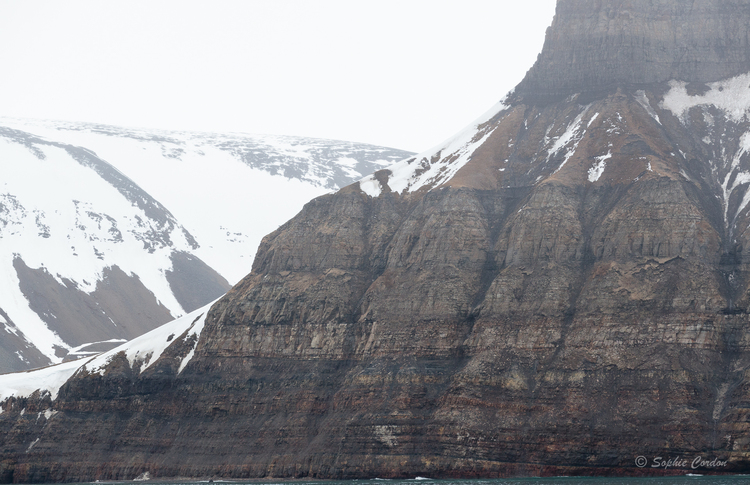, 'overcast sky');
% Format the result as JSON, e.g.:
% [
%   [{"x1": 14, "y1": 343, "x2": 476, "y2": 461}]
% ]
[{"x1": 0, "y1": 1, "x2": 556, "y2": 152}]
